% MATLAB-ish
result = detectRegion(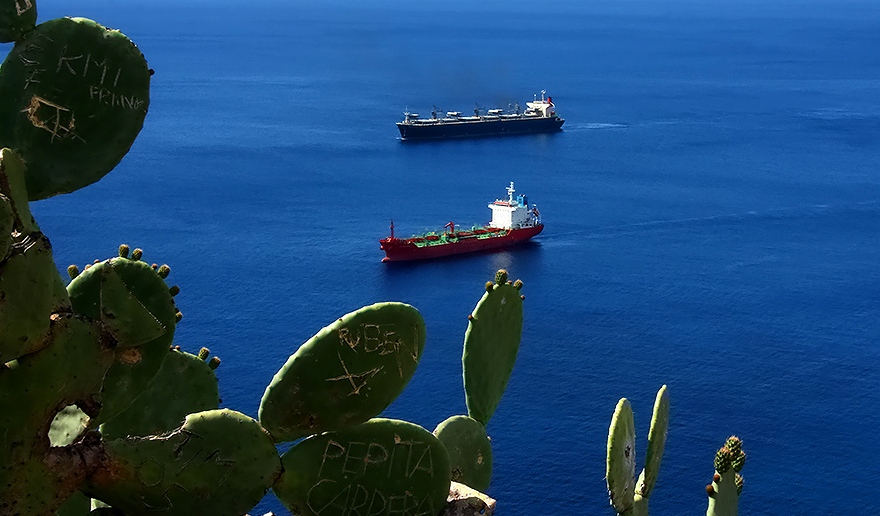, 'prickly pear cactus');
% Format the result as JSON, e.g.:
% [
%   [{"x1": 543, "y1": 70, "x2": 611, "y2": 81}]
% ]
[
  {"x1": 606, "y1": 385, "x2": 669, "y2": 516},
  {"x1": 66, "y1": 245, "x2": 180, "y2": 424},
  {"x1": 273, "y1": 418, "x2": 452, "y2": 516},
  {"x1": 259, "y1": 302, "x2": 426, "y2": 442},
  {"x1": 462, "y1": 269, "x2": 524, "y2": 426},
  {"x1": 434, "y1": 415, "x2": 493, "y2": 492},
  {"x1": 85, "y1": 409, "x2": 282, "y2": 516},
  {"x1": 0, "y1": 0, "x2": 36, "y2": 42},
  {"x1": 99, "y1": 346, "x2": 221, "y2": 440},
  {"x1": 0, "y1": 16, "x2": 151, "y2": 200},
  {"x1": 706, "y1": 436, "x2": 746, "y2": 516}
]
